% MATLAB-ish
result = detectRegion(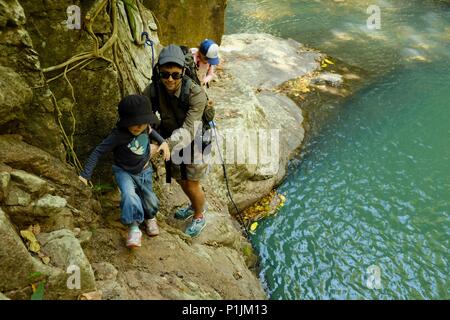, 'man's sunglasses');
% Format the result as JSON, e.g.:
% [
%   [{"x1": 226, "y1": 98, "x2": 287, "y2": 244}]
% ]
[{"x1": 159, "y1": 71, "x2": 183, "y2": 80}]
